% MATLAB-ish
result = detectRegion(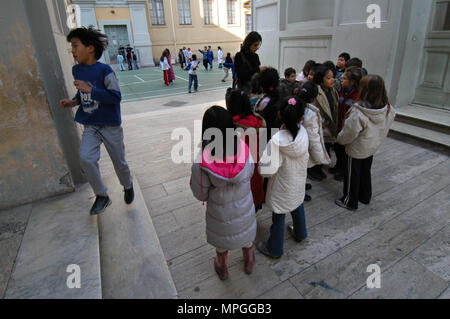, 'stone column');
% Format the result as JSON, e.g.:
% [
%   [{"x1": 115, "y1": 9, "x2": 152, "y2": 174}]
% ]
[{"x1": 129, "y1": 0, "x2": 154, "y2": 66}]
